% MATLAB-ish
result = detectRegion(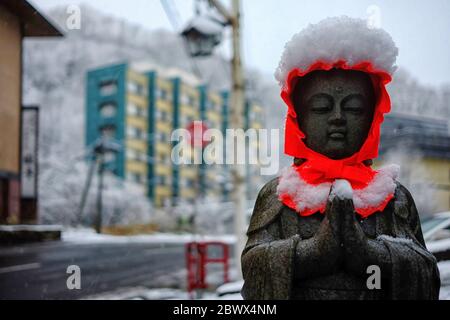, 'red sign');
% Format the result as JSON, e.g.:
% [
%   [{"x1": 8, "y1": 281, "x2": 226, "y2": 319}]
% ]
[{"x1": 186, "y1": 121, "x2": 209, "y2": 148}]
